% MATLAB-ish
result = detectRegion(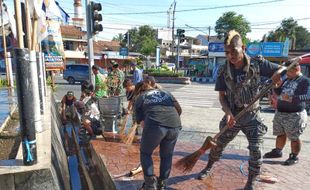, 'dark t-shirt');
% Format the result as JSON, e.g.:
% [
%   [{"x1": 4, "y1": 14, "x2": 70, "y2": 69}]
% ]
[
  {"x1": 215, "y1": 57, "x2": 279, "y2": 92},
  {"x1": 61, "y1": 95, "x2": 77, "y2": 106},
  {"x1": 134, "y1": 89, "x2": 181, "y2": 128},
  {"x1": 274, "y1": 75, "x2": 310, "y2": 112}
]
